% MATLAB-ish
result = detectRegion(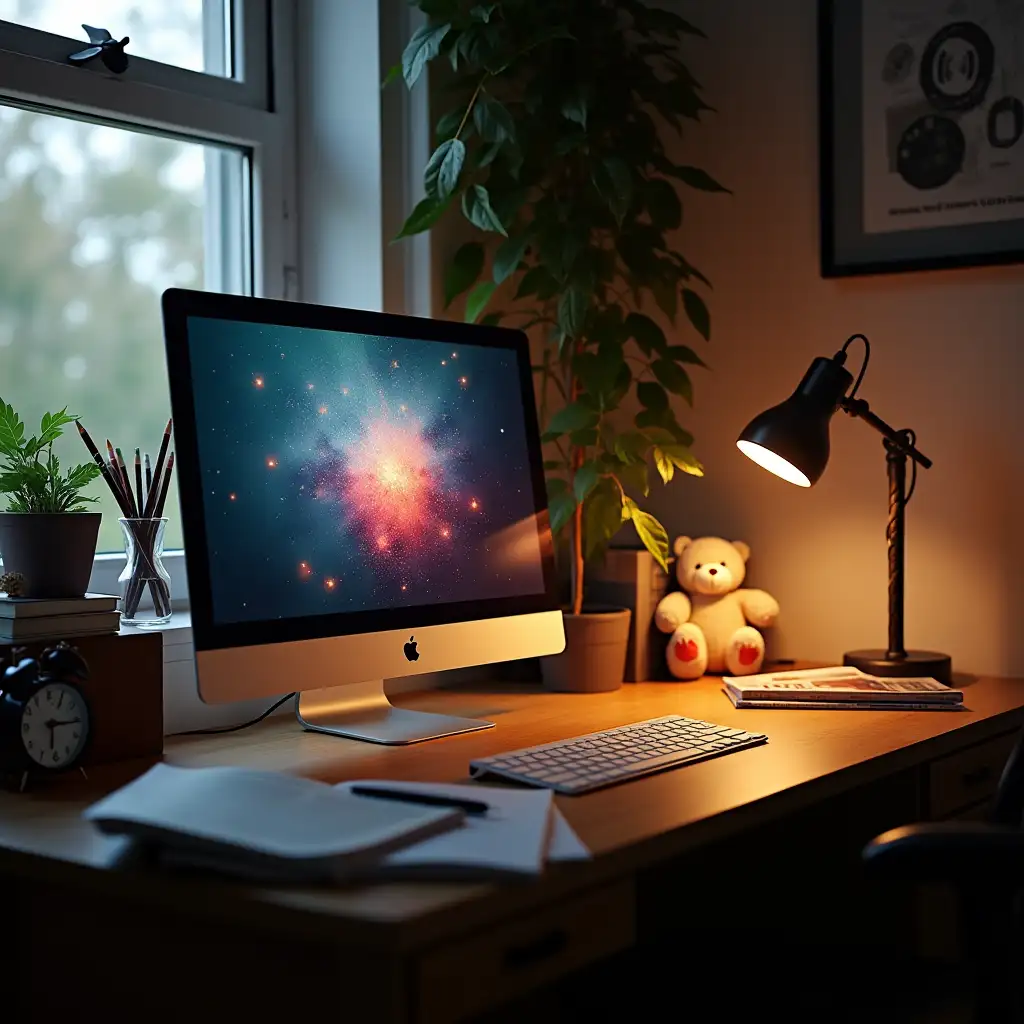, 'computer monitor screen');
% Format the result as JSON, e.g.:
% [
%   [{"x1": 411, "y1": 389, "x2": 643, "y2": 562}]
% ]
[
  {"x1": 185, "y1": 316, "x2": 547, "y2": 625},
  {"x1": 163, "y1": 291, "x2": 562, "y2": 712}
]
